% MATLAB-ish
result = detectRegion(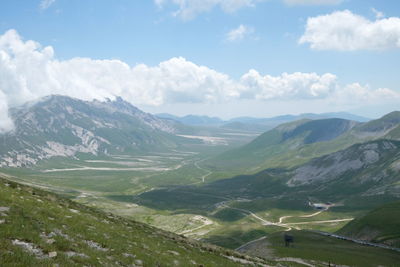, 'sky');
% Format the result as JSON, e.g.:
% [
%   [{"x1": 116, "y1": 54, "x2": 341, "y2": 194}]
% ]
[{"x1": 0, "y1": 0, "x2": 400, "y2": 132}]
